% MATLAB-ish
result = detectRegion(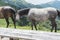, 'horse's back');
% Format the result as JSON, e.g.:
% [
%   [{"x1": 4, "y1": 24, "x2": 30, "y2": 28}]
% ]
[
  {"x1": 28, "y1": 8, "x2": 48, "y2": 21},
  {"x1": 0, "y1": 6, "x2": 15, "y2": 18},
  {"x1": 3, "y1": 6, "x2": 13, "y2": 9},
  {"x1": 28, "y1": 7, "x2": 57, "y2": 21},
  {"x1": 29, "y1": 7, "x2": 57, "y2": 14}
]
